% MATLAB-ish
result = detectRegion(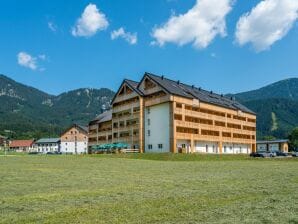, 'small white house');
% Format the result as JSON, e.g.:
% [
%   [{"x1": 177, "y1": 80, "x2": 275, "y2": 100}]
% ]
[{"x1": 34, "y1": 138, "x2": 61, "y2": 154}]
